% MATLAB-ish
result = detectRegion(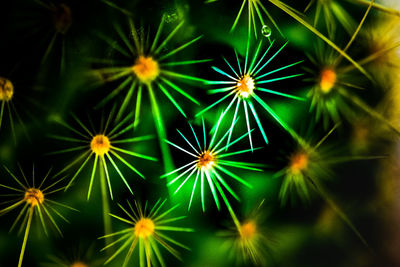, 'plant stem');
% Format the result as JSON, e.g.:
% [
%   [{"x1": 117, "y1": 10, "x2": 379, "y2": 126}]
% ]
[
  {"x1": 18, "y1": 206, "x2": 33, "y2": 267},
  {"x1": 100, "y1": 158, "x2": 113, "y2": 249},
  {"x1": 213, "y1": 177, "x2": 241, "y2": 232},
  {"x1": 148, "y1": 84, "x2": 175, "y2": 194}
]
